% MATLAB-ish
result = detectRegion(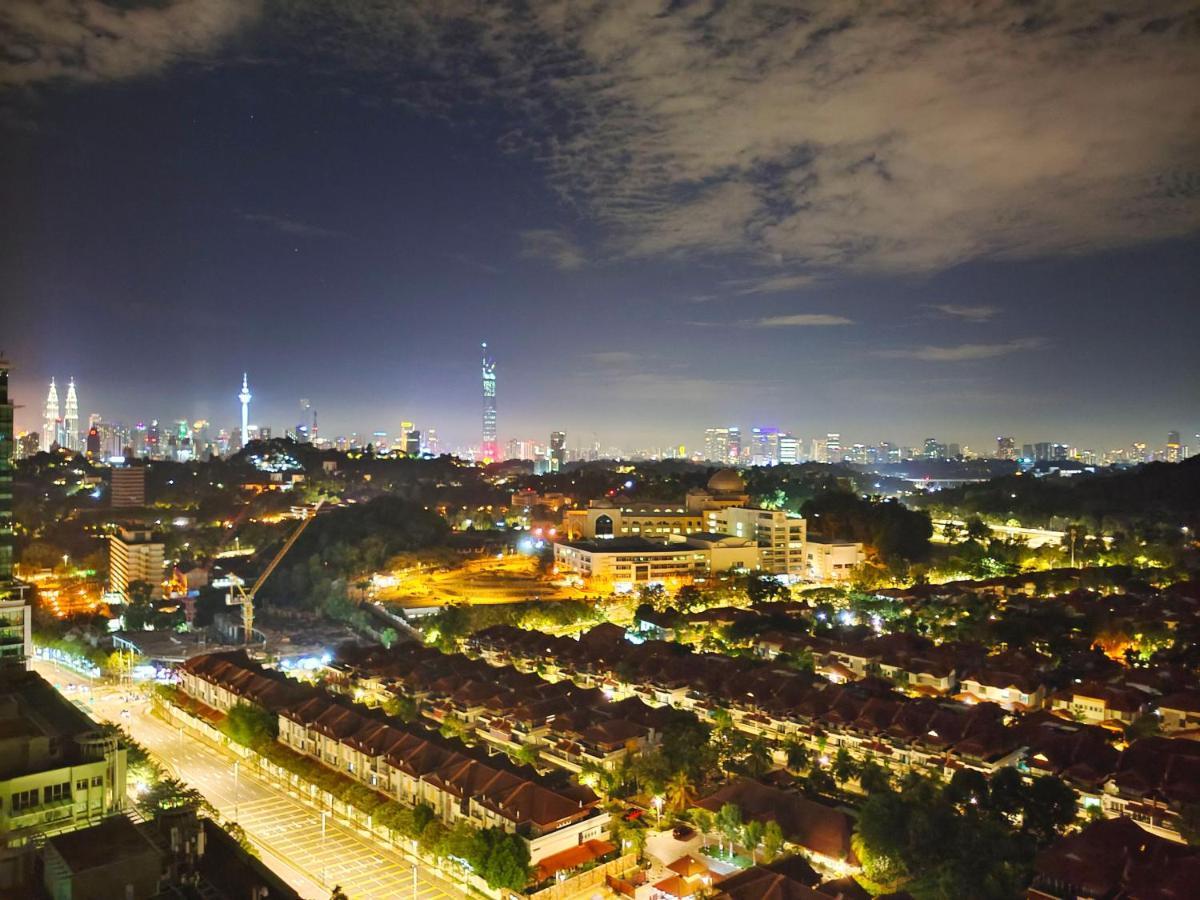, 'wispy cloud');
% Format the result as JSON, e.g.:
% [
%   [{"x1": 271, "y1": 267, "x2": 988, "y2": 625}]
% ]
[
  {"x1": 728, "y1": 273, "x2": 819, "y2": 295},
  {"x1": 927, "y1": 304, "x2": 1001, "y2": 322},
  {"x1": 881, "y1": 337, "x2": 1048, "y2": 362},
  {"x1": 242, "y1": 212, "x2": 344, "y2": 239},
  {"x1": 0, "y1": 0, "x2": 260, "y2": 86},
  {"x1": 519, "y1": 229, "x2": 585, "y2": 270},
  {"x1": 754, "y1": 314, "x2": 855, "y2": 328},
  {"x1": 291, "y1": 2, "x2": 1200, "y2": 273}
]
